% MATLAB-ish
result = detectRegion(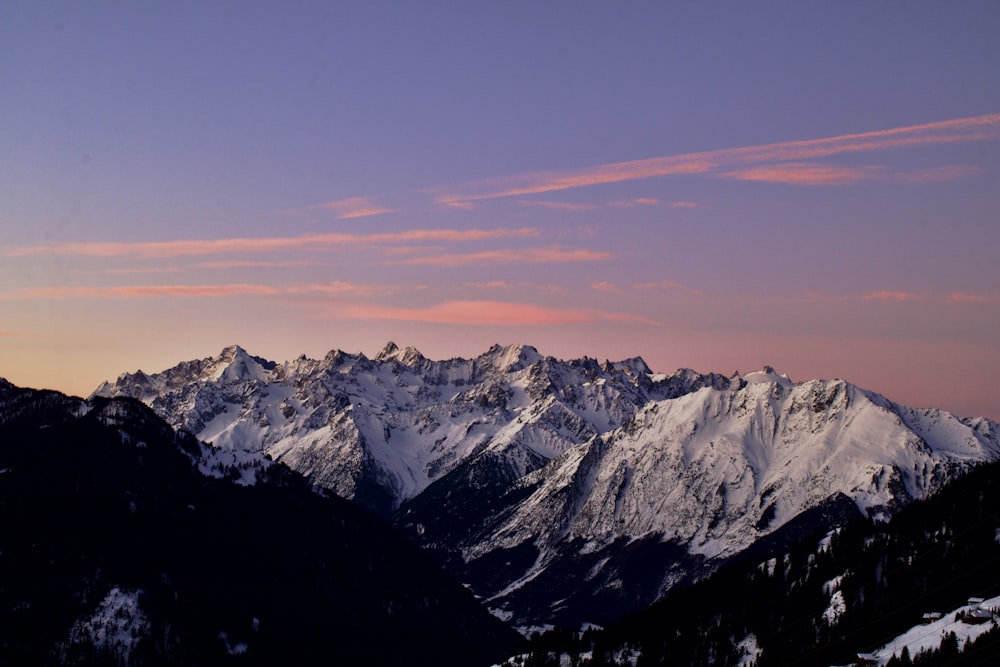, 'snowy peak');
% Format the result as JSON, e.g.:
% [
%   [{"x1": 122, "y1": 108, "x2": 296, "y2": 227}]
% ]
[
  {"x1": 92, "y1": 342, "x2": 695, "y2": 513},
  {"x1": 483, "y1": 343, "x2": 542, "y2": 374},
  {"x1": 373, "y1": 341, "x2": 426, "y2": 367},
  {"x1": 602, "y1": 356, "x2": 652, "y2": 376},
  {"x1": 210, "y1": 345, "x2": 275, "y2": 383},
  {"x1": 739, "y1": 365, "x2": 794, "y2": 388}
]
